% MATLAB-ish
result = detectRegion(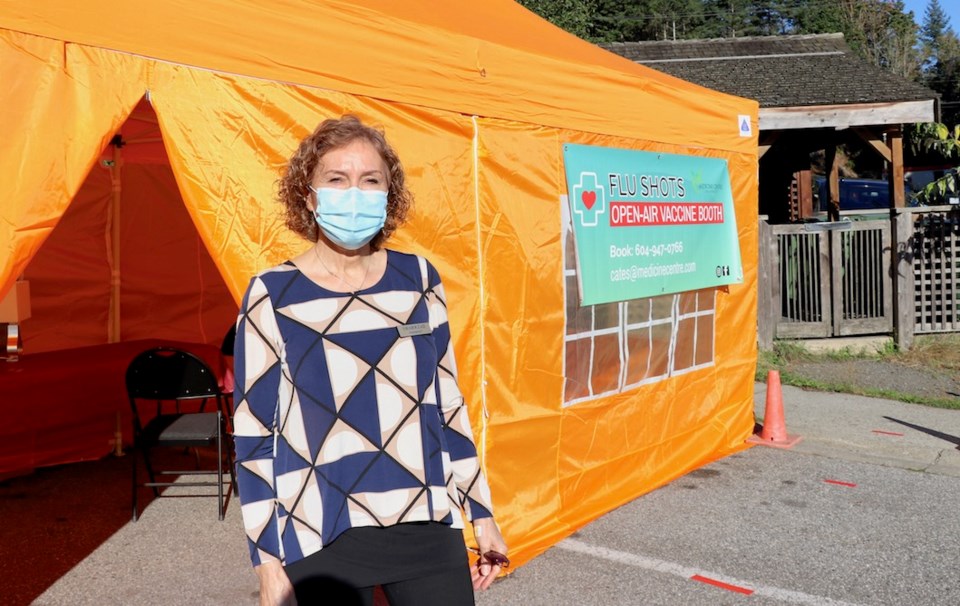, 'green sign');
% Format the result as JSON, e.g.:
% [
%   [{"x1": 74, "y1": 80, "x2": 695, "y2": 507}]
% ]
[{"x1": 563, "y1": 143, "x2": 743, "y2": 305}]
